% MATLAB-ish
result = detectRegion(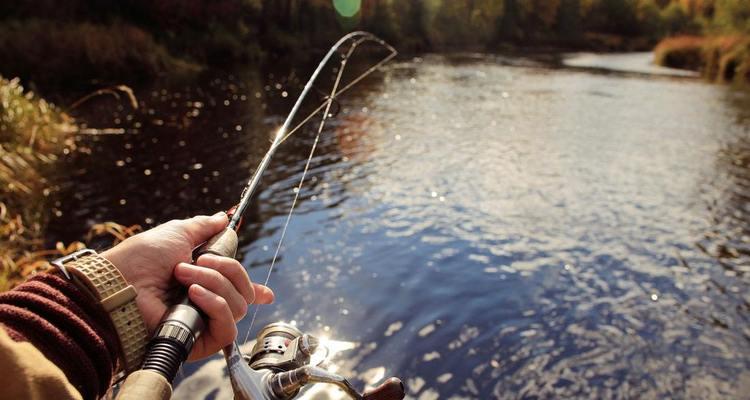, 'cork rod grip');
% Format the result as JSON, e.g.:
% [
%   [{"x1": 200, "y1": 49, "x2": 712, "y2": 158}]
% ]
[
  {"x1": 116, "y1": 370, "x2": 172, "y2": 400},
  {"x1": 194, "y1": 227, "x2": 239, "y2": 259}
]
